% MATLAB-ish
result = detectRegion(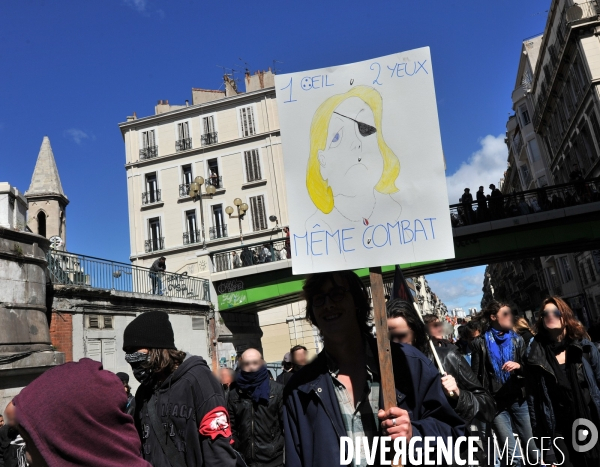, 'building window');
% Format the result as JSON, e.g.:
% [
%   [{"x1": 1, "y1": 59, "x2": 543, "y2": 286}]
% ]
[
  {"x1": 559, "y1": 256, "x2": 574, "y2": 283},
  {"x1": 249, "y1": 195, "x2": 267, "y2": 231},
  {"x1": 86, "y1": 315, "x2": 114, "y2": 329},
  {"x1": 86, "y1": 338, "x2": 116, "y2": 372},
  {"x1": 588, "y1": 258, "x2": 597, "y2": 282},
  {"x1": 146, "y1": 217, "x2": 164, "y2": 252},
  {"x1": 537, "y1": 175, "x2": 548, "y2": 187},
  {"x1": 143, "y1": 173, "x2": 160, "y2": 204},
  {"x1": 210, "y1": 205, "x2": 227, "y2": 239},
  {"x1": 37, "y1": 211, "x2": 46, "y2": 237},
  {"x1": 176, "y1": 121, "x2": 192, "y2": 151},
  {"x1": 140, "y1": 130, "x2": 158, "y2": 159},
  {"x1": 580, "y1": 263, "x2": 589, "y2": 285},
  {"x1": 202, "y1": 115, "x2": 218, "y2": 145},
  {"x1": 519, "y1": 104, "x2": 530, "y2": 126},
  {"x1": 239, "y1": 106, "x2": 256, "y2": 137},
  {"x1": 244, "y1": 149, "x2": 262, "y2": 182},
  {"x1": 519, "y1": 164, "x2": 532, "y2": 187},
  {"x1": 206, "y1": 158, "x2": 222, "y2": 189},
  {"x1": 527, "y1": 139, "x2": 541, "y2": 163},
  {"x1": 183, "y1": 210, "x2": 199, "y2": 244},
  {"x1": 192, "y1": 316, "x2": 205, "y2": 330},
  {"x1": 586, "y1": 111, "x2": 600, "y2": 161}
]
